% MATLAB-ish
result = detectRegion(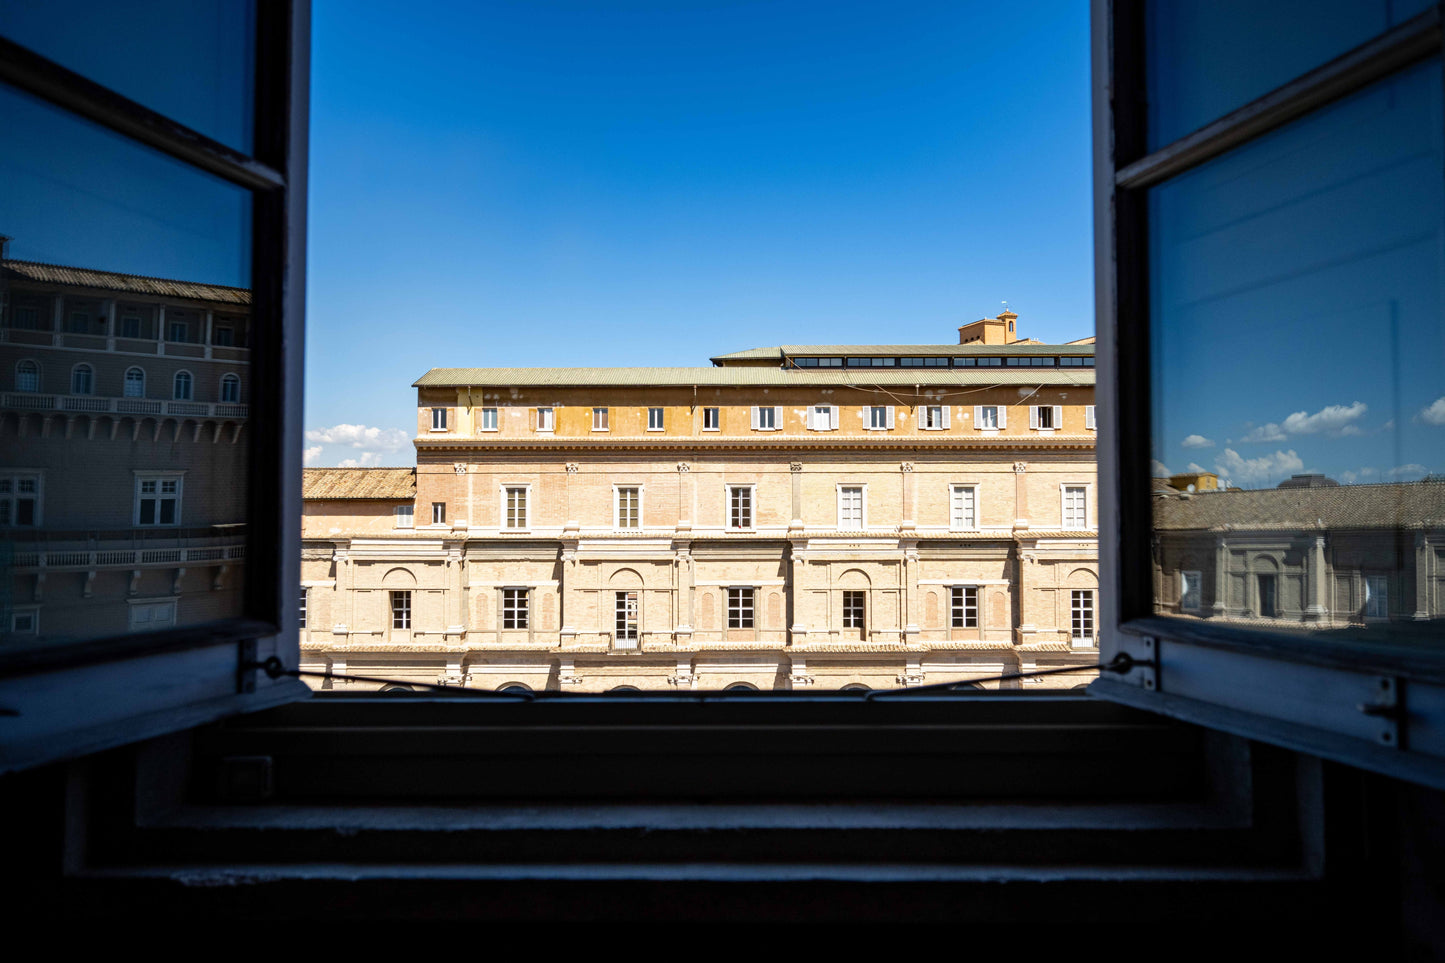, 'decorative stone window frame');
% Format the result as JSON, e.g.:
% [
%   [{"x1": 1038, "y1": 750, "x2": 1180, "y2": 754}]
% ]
[
  {"x1": 1060, "y1": 482, "x2": 1091, "y2": 530},
  {"x1": 726, "y1": 483, "x2": 756, "y2": 531},
  {"x1": 613, "y1": 483, "x2": 644, "y2": 531},
  {"x1": 835, "y1": 483, "x2": 867, "y2": 530},
  {"x1": 133, "y1": 471, "x2": 185, "y2": 527},
  {"x1": 500, "y1": 483, "x2": 532, "y2": 532}
]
